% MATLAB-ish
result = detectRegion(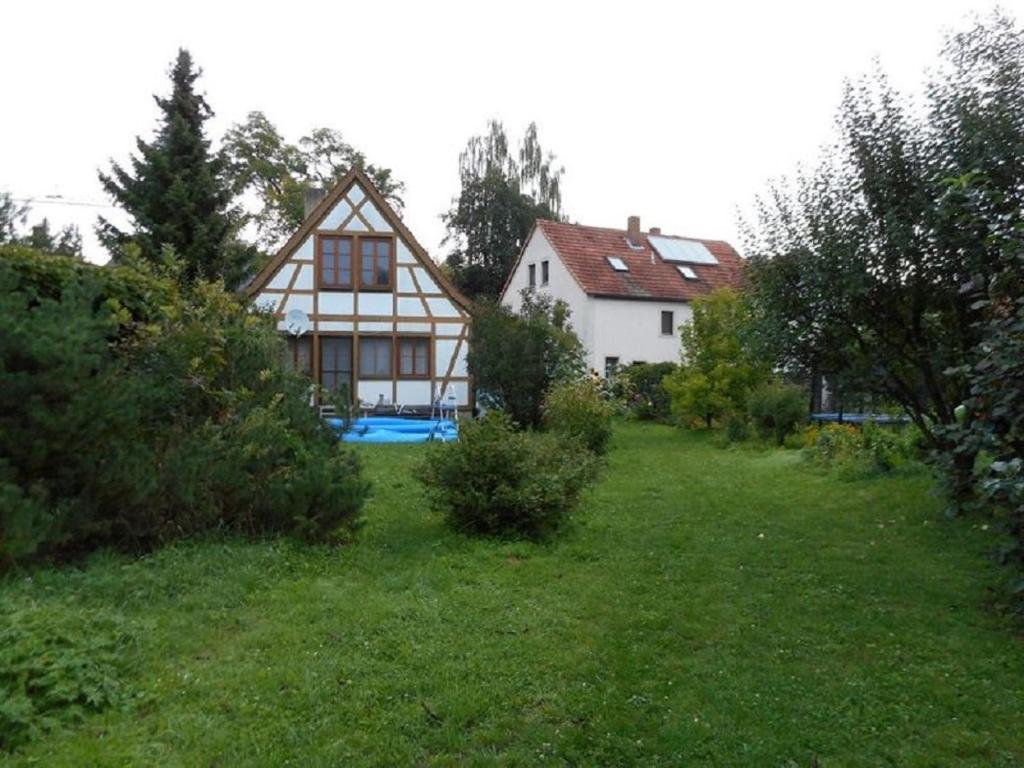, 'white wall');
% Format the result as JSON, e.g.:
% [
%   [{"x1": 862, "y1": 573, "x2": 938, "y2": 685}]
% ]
[
  {"x1": 503, "y1": 228, "x2": 594, "y2": 357},
  {"x1": 502, "y1": 229, "x2": 690, "y2": 373},
  {"x1": 589, "y1": 298, "x2": 691, "y2": 372}
]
